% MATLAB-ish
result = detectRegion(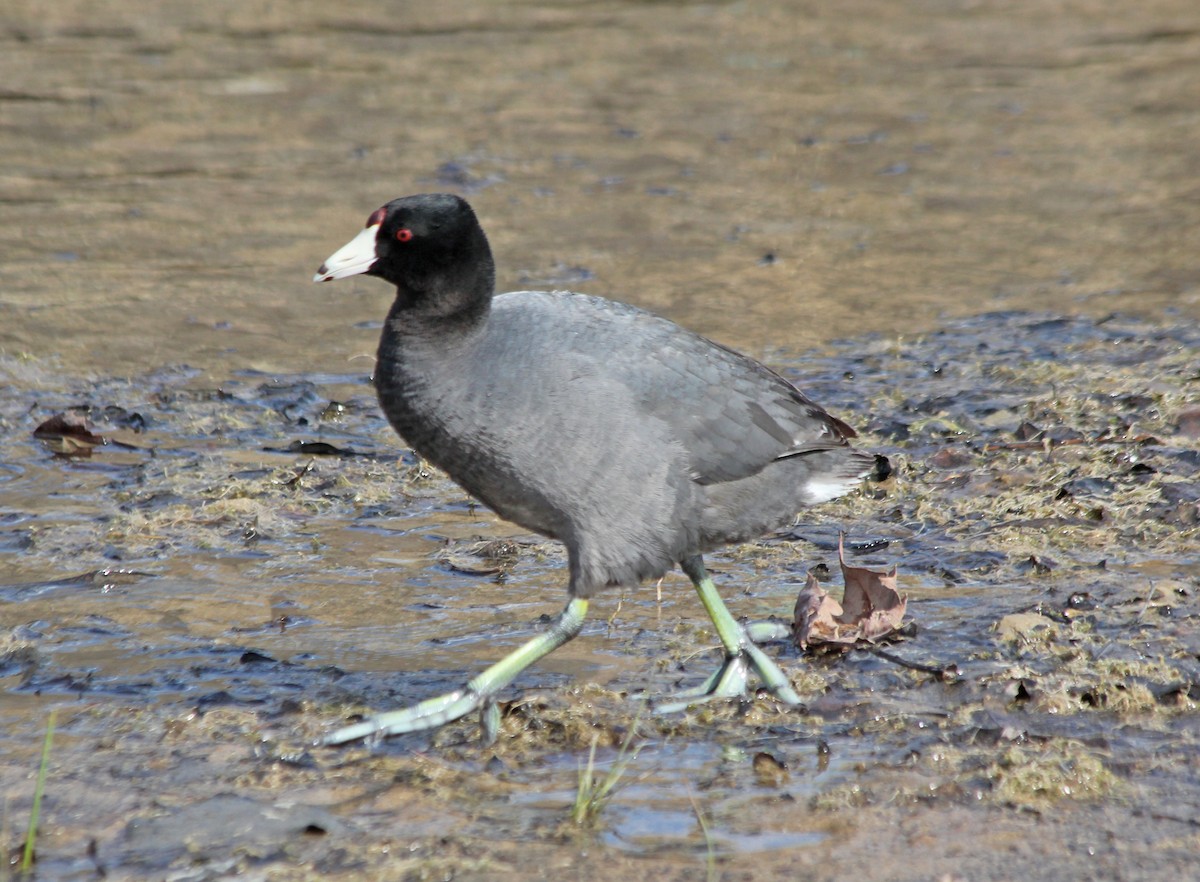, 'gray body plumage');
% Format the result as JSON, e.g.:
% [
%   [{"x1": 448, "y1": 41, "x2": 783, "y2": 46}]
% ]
[{"x1": 374, "y1": 288, "x2": 874, "y2": 598}]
